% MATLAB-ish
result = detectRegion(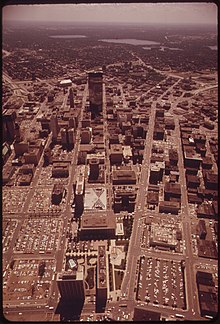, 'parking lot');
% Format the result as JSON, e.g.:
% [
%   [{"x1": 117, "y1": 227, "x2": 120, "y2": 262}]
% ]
[
  {"x1": 3, "y1": 188, "x2": 29, "y2": 213},
  {"x1": 3, "y1": 219, "x2": 18, "y2": 253},
  {"x1": 28, "y1": 187, "x2": 65, "y2": 214},
  {"x1": 37, "y1": 165, "x2": 69, "y2": 186},
  {"x1": 14, "y1": 218, "x2": 63, "y2": 254},
  {"x1": 52, "y1": 145, "x2": 75, "y2": 161},
  {"x1": 3, "y1": 258, "x2": 56, "y2": 304},
  {"x1": 136, "y1": 256, "x2": 186, "y2": 310}
]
